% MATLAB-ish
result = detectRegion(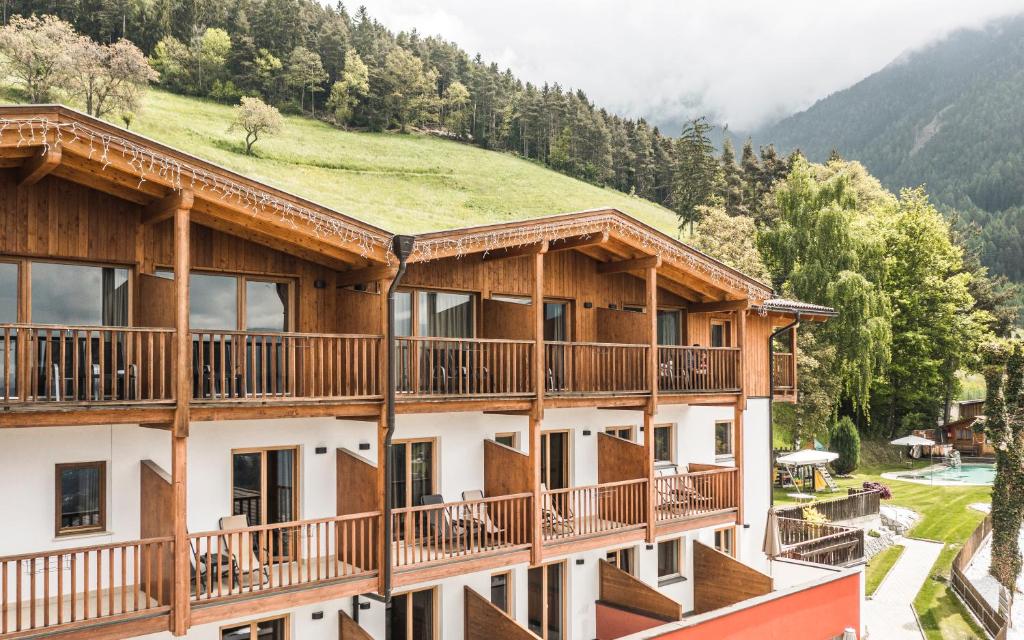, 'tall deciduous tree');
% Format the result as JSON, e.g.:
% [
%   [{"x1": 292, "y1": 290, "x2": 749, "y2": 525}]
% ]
[
  {"x1": 69, "y1": 38, "x2": 158, "y2": 118},
  {"x1": 380, "y1": 47, "x2": 437, "y2": 132},
  {"x1": 326, "y1": 50, "x2": 368, "y2": 126},
  {"x1": 0, "y1": 15, "x2": 80, "y2": 102},
  {"x1": 286, "y1": 46, "x2": 328, "y2": 116}
]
